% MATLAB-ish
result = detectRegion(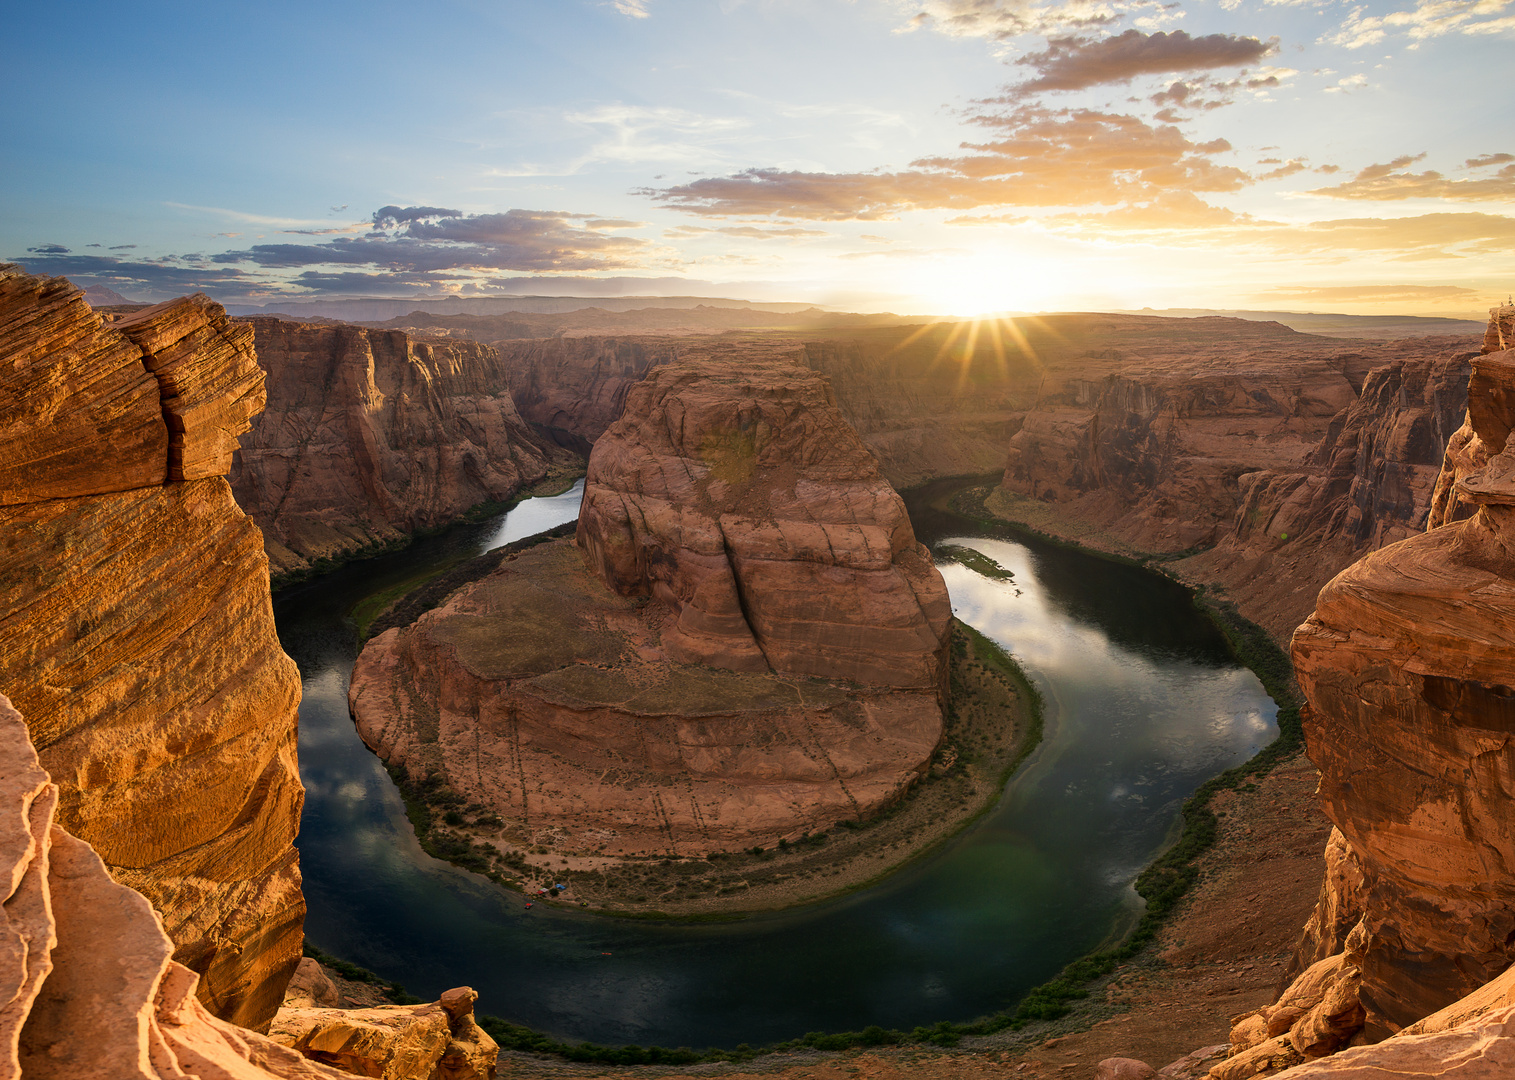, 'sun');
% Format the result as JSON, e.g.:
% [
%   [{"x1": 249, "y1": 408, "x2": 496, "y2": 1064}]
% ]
[{"x1": 890, "y1": 246, "x2": 1085, "y2": 316}]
